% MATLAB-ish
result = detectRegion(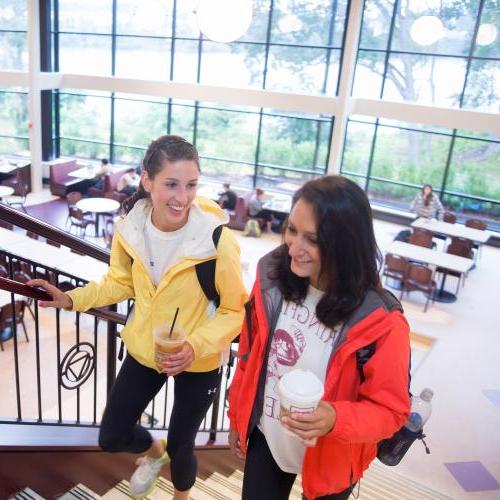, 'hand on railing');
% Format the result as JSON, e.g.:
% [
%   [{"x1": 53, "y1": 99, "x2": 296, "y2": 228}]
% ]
[{"x1": 26, "y1": 279, "x2": 73, "y2": 309}]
